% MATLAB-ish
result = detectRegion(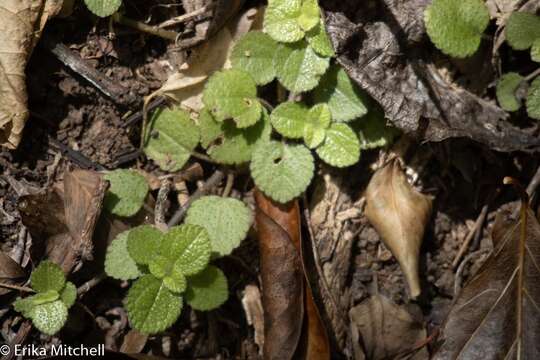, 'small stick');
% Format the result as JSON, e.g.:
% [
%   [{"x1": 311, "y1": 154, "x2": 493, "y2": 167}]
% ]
[
  {"x1": 167, "y1": 170, "x2": 225, "y2": 227},
  {"x1": 157, "y1": 5, "x2": 213, "y2": 28},
  {"x1": 526, "y1": 164, "x2": 540, "y2": 197},
  {"x1": 77, "y1": 273, "x2": 107, "y2": 296},
  {"x1": 222, "y1": 172, "x2": 234, "y2": 197},
  {"x1": 123, "y1": 97, "x2": 167, "y2": 128},
  {"x1": 452, "y1": 204, "x2": 489, "y2": 269},
  {"x1": 525, "y1": 67, "x2": 540, "y2": 82},
  {"x1": 0, "y1": 282, "x2": 33, "y2": 293},
  {"x1": 48, "y1": 137, "x2": 107, "y2": 171},
  {"x1": 112, "y1": 13, "x2": 178, "y2": 41}
]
